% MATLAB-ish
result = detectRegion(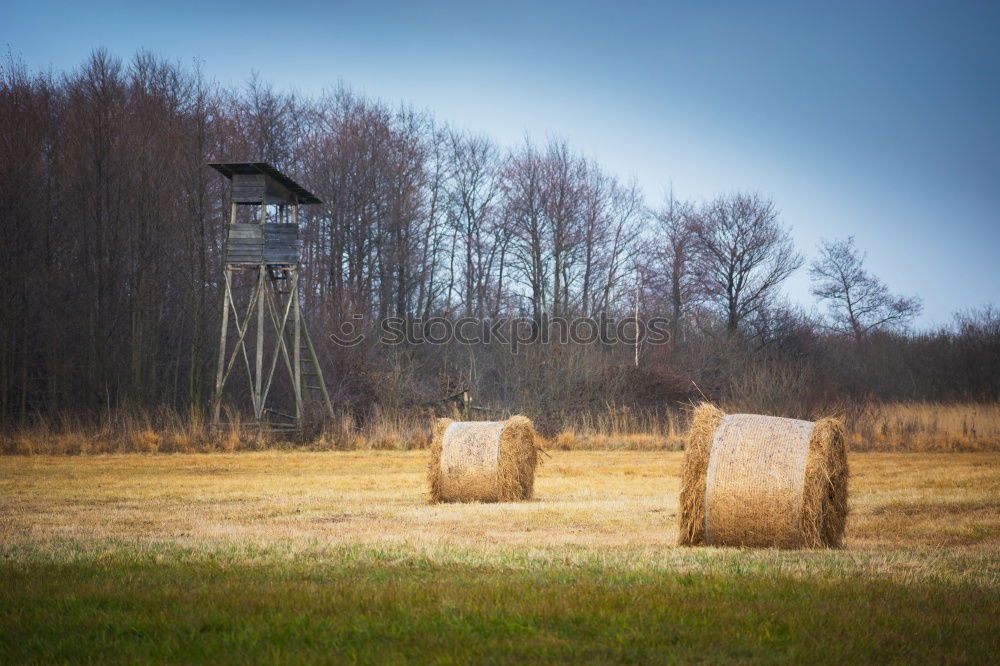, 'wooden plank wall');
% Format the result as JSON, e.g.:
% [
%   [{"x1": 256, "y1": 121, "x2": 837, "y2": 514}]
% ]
[
  {"x1": 224, "y1": 222, "x2": 300, "y2": 265},
  {"x1": 225, "y1": 223, "x2": 263, "y2": 263},
  {"x1": 232, "y1": 174, "x2": 266, "y2": 204},
  {"x1": 231, "y1": 173, "x2": 297, "y2": 205},
  {"x1": 263, "y1": 223, "x2": 299, "y2": 264}
]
